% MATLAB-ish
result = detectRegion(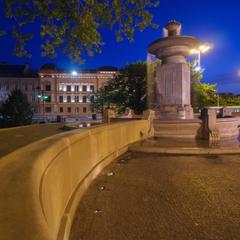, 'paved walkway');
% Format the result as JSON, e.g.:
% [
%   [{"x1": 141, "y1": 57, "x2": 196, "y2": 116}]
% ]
[{"x1": 70, "y1": 152, "x2": 240, "y2": 240}]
